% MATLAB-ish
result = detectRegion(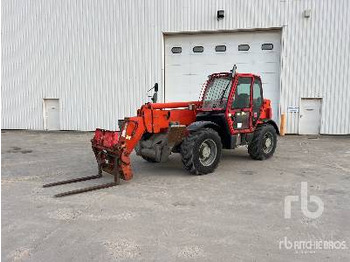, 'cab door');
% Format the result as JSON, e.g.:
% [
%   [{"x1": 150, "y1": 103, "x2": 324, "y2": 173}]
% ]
[
  {"x1": 252, "y1": 77, "x2": 263, "y2": 127},
  {"x1": 227, "y1": 76, "x2": 253, "y2": 134}
]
